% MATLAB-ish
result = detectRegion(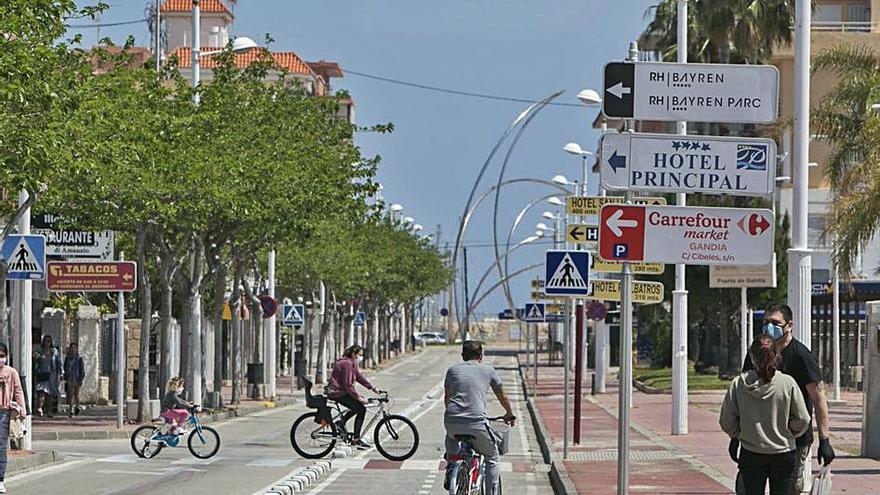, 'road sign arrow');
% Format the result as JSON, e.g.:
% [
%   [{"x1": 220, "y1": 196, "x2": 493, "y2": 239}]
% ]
[
  {"x1": 570, "y1": 226, "x2": 584, "y2": 241},
  {"x1": 608, "y1": 151, "x2": 626, "y2": 173},
  {"x1": 607, "y1": 209, "x2": 639, "y2": 237},
  {"x1": 123, "y1": 273, "x2": 133, "y2": 281},
  {"x1": 606, "y1": 82, "x2": 631, "y2": 100}
]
